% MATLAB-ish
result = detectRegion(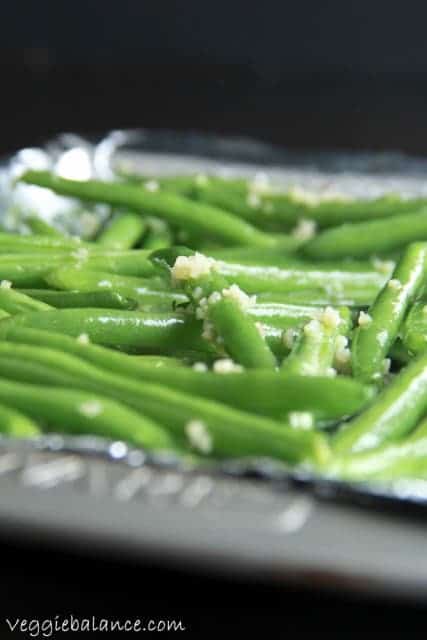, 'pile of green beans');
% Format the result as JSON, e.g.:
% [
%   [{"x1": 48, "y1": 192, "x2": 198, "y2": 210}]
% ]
[{"x1": 0, "y1": 166, "x2": 427, "y2": 481}]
